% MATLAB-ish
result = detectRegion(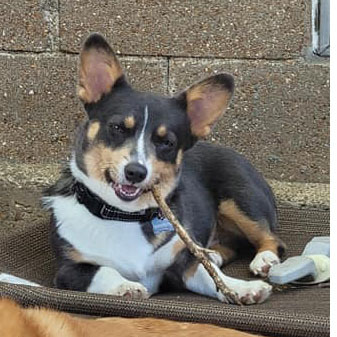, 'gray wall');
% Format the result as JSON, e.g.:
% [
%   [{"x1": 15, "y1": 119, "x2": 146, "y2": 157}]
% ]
[{"x1": 0, "y1": 1, "x2": 329, "y2": 183}]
